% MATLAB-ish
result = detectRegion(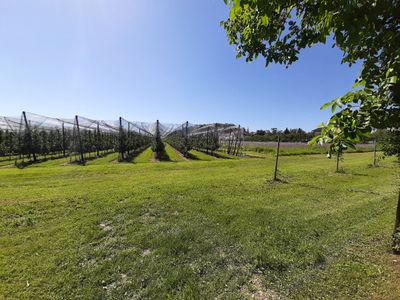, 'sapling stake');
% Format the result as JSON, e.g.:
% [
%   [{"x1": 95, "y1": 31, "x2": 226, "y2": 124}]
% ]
[{"x1": 273, "y1": 135, "x2": 281, "y2": 181}]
